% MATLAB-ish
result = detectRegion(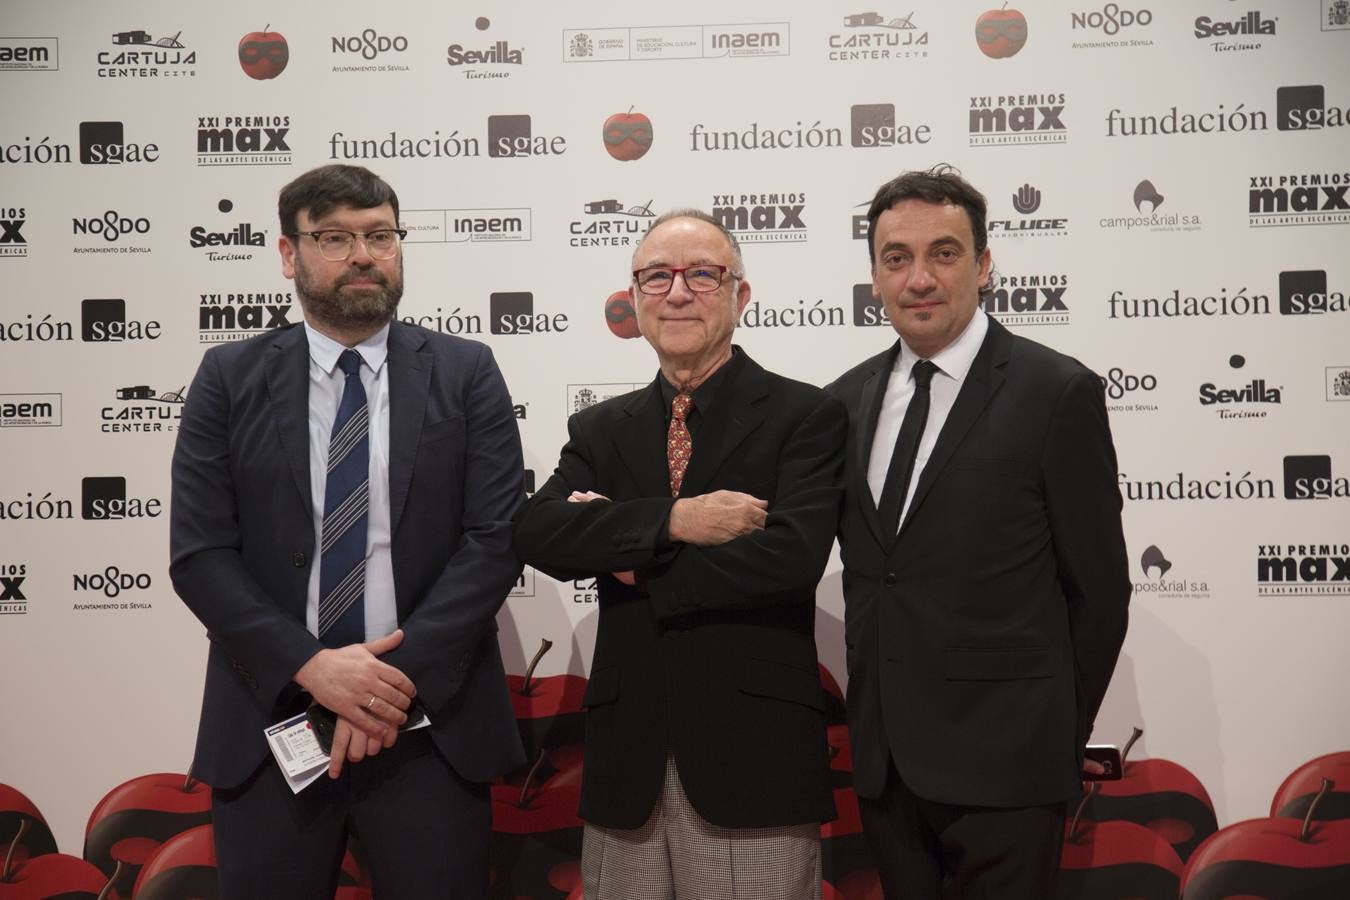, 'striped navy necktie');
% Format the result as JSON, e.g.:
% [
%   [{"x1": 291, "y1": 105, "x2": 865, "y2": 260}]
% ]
[{"x1": 318, "y1": 349, "x2": 369, "y2": 646}]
